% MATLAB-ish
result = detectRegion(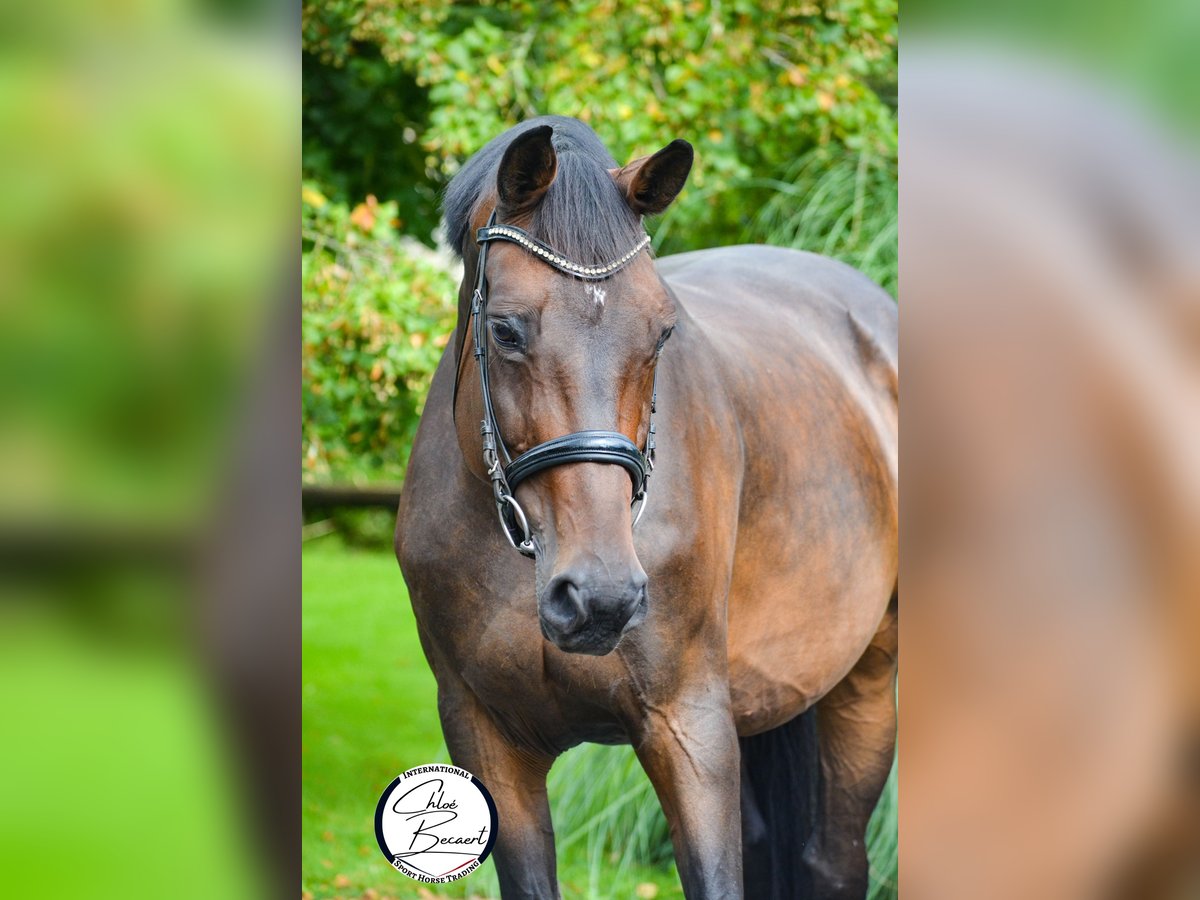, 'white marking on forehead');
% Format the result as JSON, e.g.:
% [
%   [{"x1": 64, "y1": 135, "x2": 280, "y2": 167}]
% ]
[{"x1": 584, "y1": 284, "x2": 607, "y2": 307}]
